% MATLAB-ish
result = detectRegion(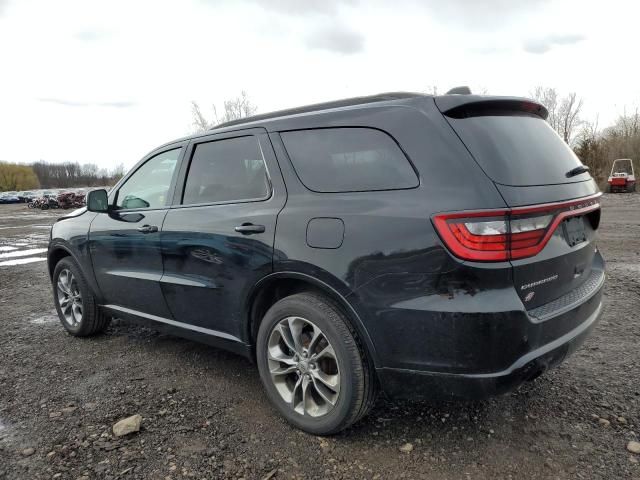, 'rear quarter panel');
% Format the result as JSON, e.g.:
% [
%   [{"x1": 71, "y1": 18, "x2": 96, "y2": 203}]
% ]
[{"x1": 268, "y1": 100, "x2": 513, "y2": 369}]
